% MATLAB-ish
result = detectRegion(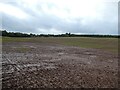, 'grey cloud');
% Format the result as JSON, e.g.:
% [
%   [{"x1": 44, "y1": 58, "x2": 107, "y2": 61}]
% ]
[{"x1": 1, "y1": 1, "x2": 118, "y2": 35}]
